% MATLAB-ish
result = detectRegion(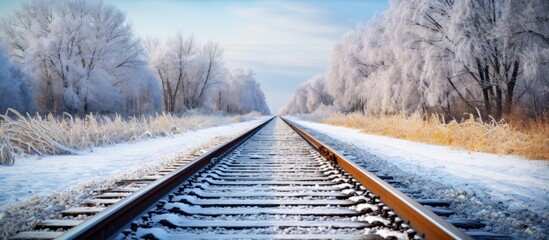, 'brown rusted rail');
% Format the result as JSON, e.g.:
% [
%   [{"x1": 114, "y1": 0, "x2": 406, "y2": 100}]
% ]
[
  {"x1": 281, "y1": 117, "x2": 472, "y2": 240},
  {"x1": 56, "y1": 117, "x2": 274, "y2": 240}
]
